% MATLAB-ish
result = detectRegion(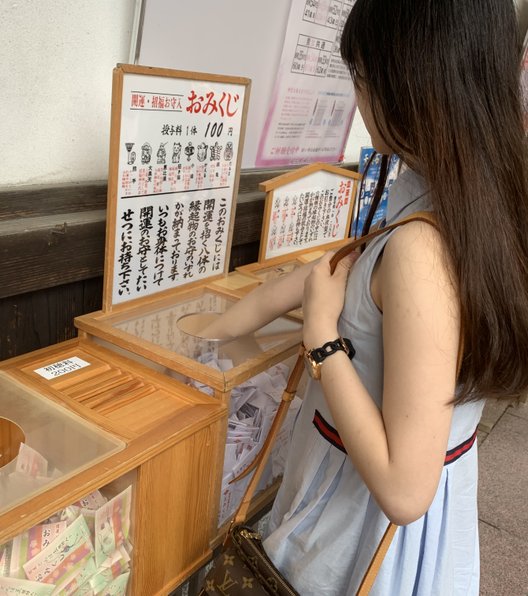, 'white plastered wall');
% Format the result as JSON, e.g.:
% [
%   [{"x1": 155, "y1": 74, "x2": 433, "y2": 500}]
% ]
[{"x1": 0, "y1": 0, "x2": 136, "y2": 188}]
